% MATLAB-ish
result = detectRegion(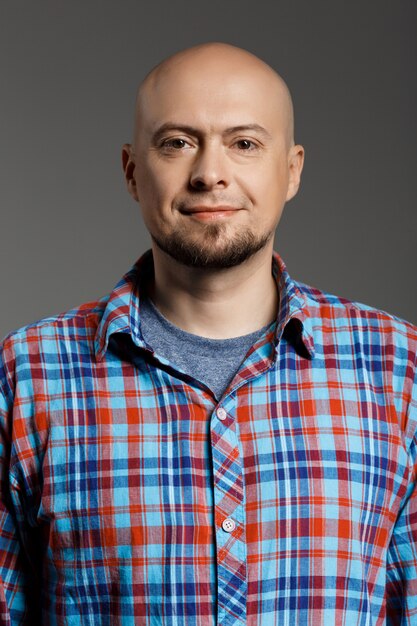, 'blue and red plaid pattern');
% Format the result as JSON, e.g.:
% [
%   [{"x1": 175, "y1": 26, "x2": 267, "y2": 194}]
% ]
[{"x1": 1, "y1": 250, "x2": 416, "y2": 625}]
